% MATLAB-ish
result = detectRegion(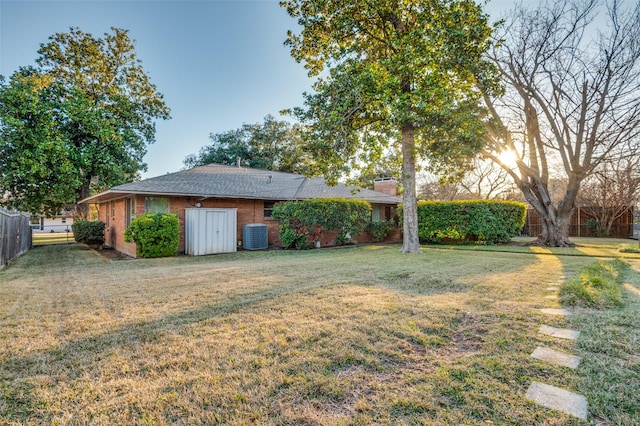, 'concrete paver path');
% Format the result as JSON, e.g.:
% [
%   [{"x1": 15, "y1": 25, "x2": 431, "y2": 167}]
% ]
[
  {"x1": 531, "y1": 346, "x2": 581, "y2": 368},
  {"x1": 526, "y1": 381, "x2": 588, "y2": 419},
  {"x1": 538, "y1": 324, "x2": 580, "y2": 340}
]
